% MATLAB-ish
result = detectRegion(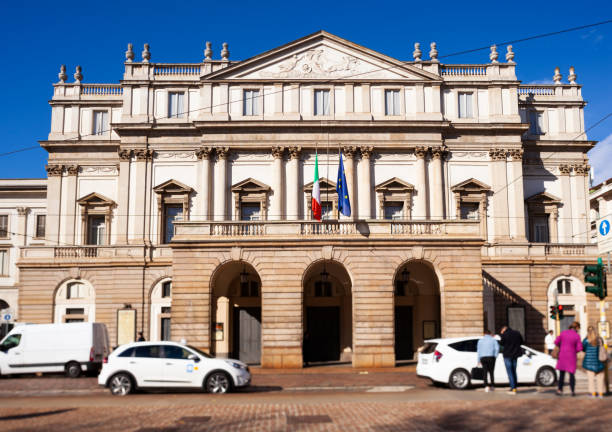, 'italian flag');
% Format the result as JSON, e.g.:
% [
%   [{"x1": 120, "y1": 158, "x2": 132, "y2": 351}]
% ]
[{"x1": 312, "y1": 151, "x2": 322, "y2": 221}]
